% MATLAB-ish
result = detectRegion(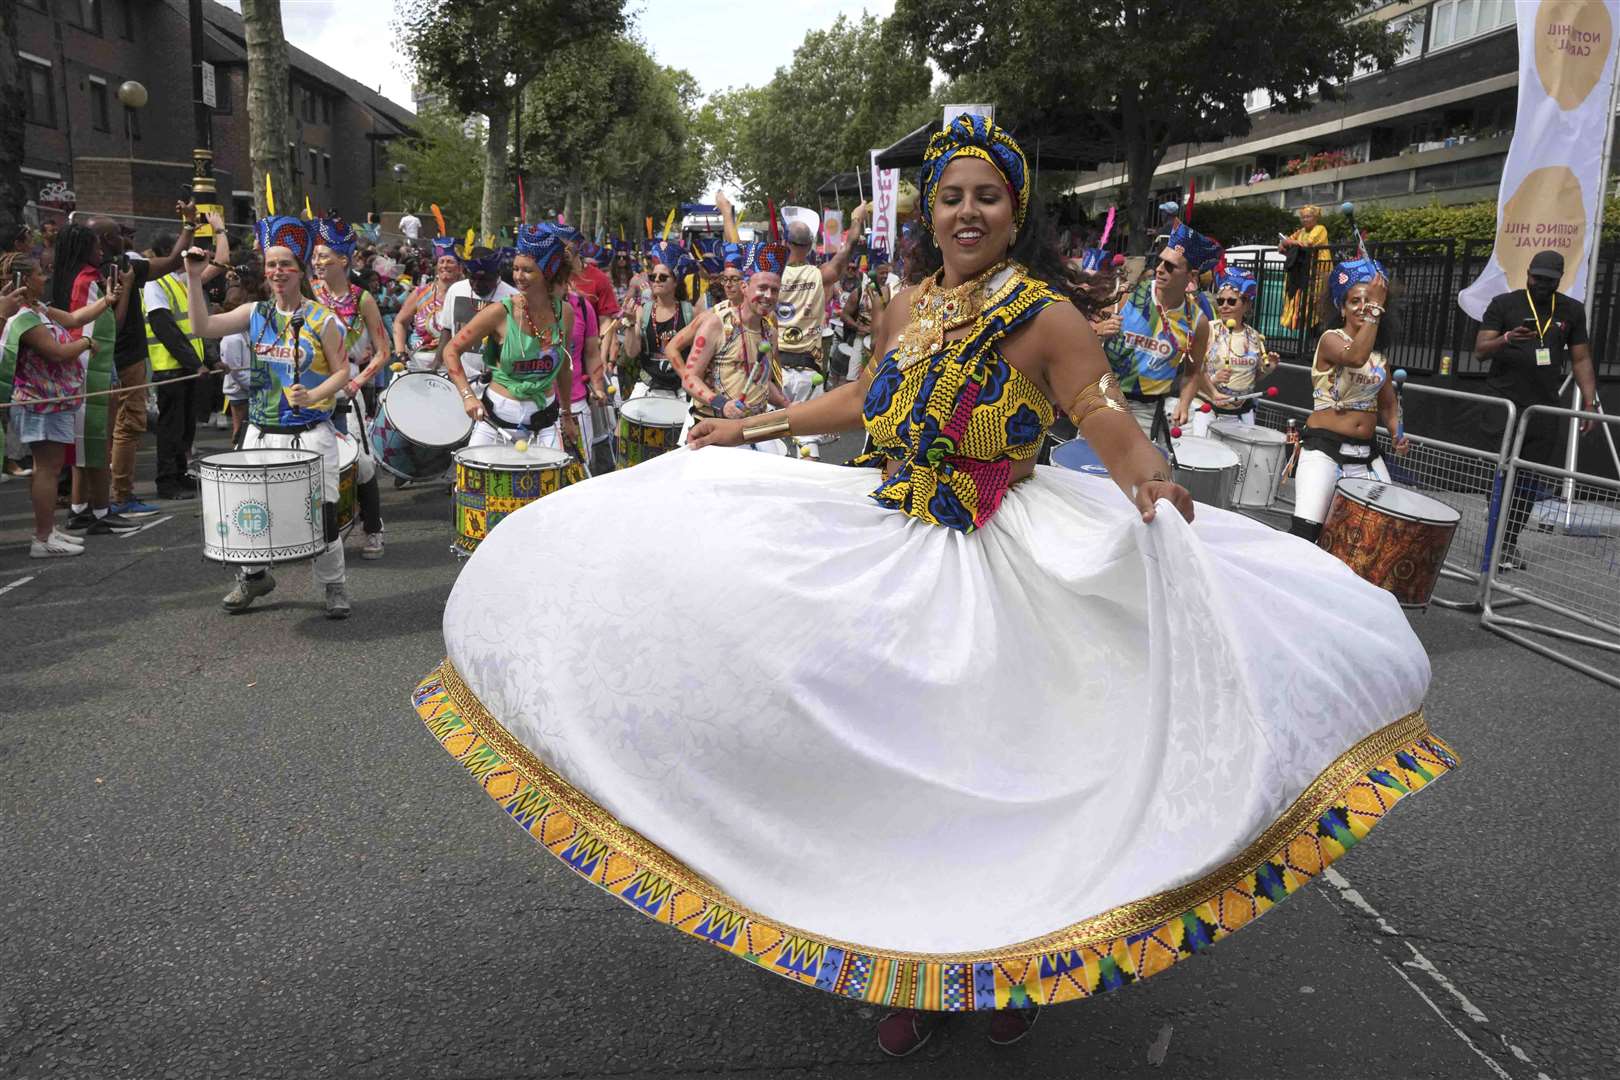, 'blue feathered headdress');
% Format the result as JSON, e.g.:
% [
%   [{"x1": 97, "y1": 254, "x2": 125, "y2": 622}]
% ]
[
  {"x1": 1215, "y1": 267, "x2": 1258, "y2": 299},
  {"x1": 312, "y1": 215, "x2": 357, "y2": 258},
  {"x1": 515, "y1": 223, "x2": 570, "y2": 278},
  {"x1": 430, "y1": 236, "x2": 459, "y2": 262},
  {"x1": 648, "y1": 240, "x2": 687, "y2": 274},
  {"x1": 1165, "y1": 223, "x2": 1222, "y2": 273},
  {"x1": 1078, "y1": 248, "x2": 1112, "y2": 273}
]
